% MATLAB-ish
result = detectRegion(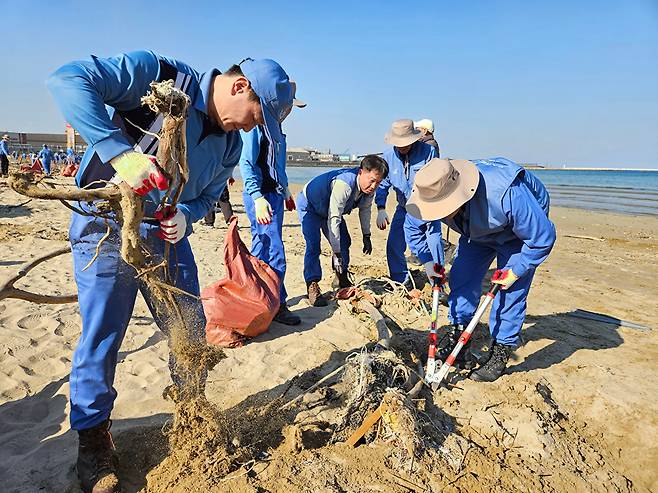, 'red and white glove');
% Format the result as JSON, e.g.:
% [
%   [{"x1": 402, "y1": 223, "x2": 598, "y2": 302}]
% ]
[
  {"x1": 155, "y1": 206, "x2": 187, "y2": 244},
  {"x1": 284, "y1": 187, "x2": 296, "y2": 211},
  {"x1": 228, "y1": 177, "x2": 236, "y2": 186},
  {"x1": 492, "y1": 269, "x2": 519, "y2": 290},
  {"x1": 110, "y1": 151, "x2": 168, "y2": 196},
  {"x1": 424, "y1": 262, "x2": 447, "y2": 286},
  {"x1": 254, "y1": 196, "x2": 273, "y2": 224}
]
